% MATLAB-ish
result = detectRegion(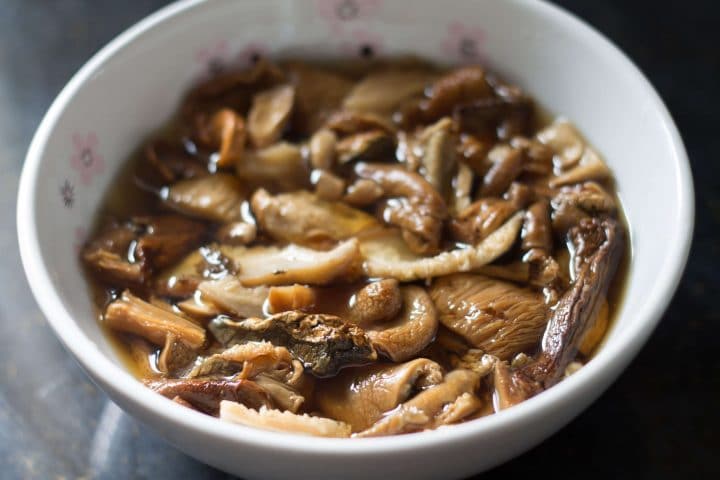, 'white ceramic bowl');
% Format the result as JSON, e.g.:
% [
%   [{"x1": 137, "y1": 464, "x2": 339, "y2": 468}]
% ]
[{"x1": 17, "y1": 0, "x2": 693, "y2": 478}]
